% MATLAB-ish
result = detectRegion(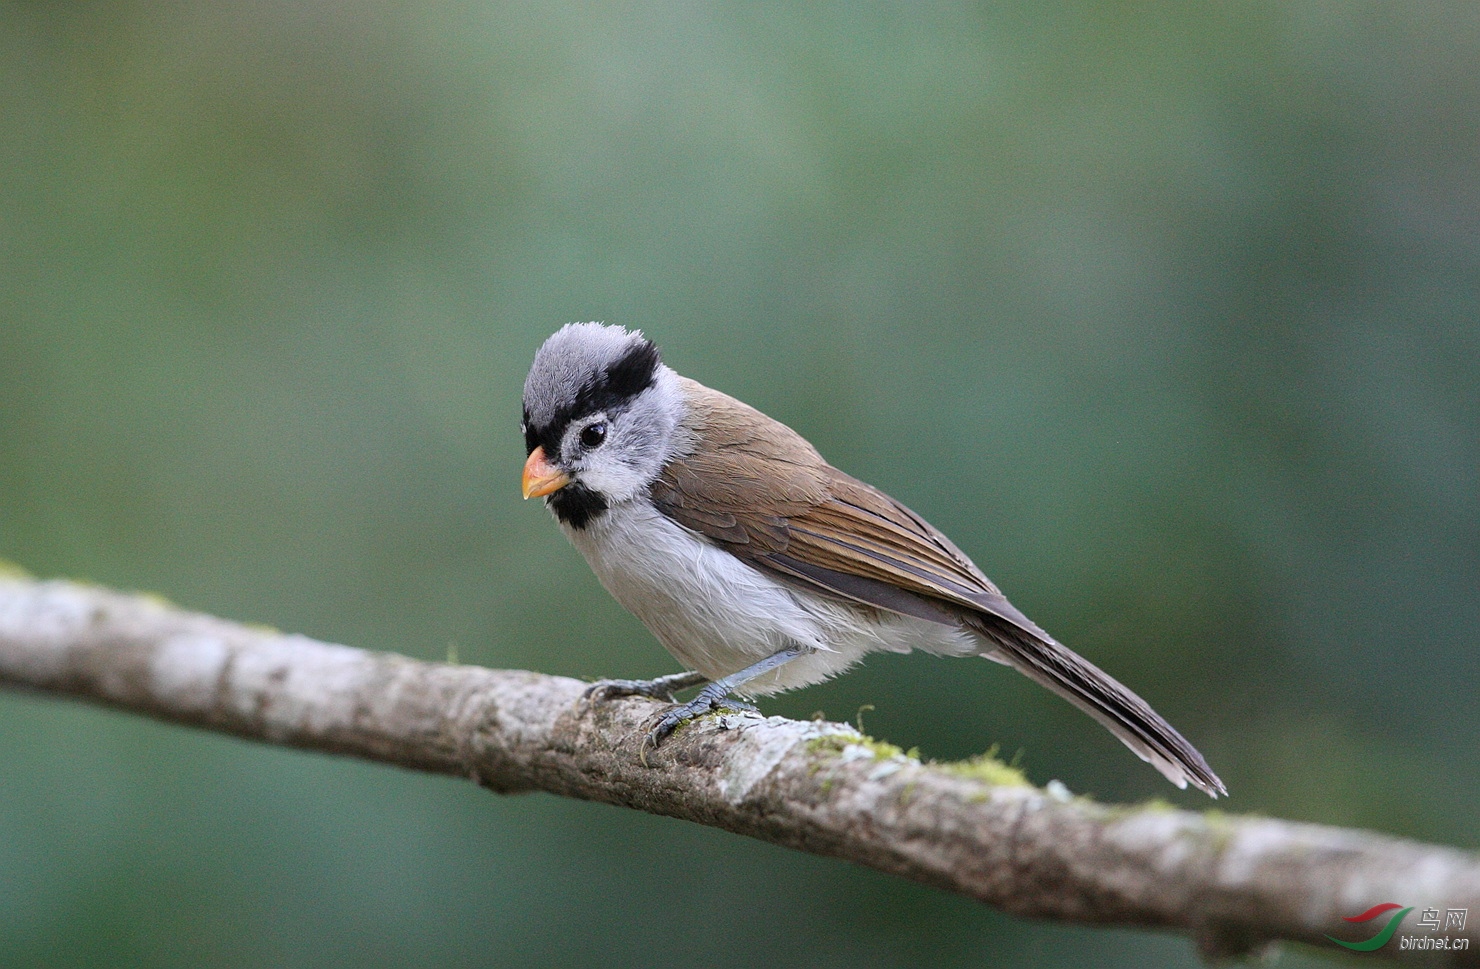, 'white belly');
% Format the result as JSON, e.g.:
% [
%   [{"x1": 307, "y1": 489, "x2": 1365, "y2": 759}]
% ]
[{"x1": 563, "y1": 501, "x2": 978, "y2": 694}]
